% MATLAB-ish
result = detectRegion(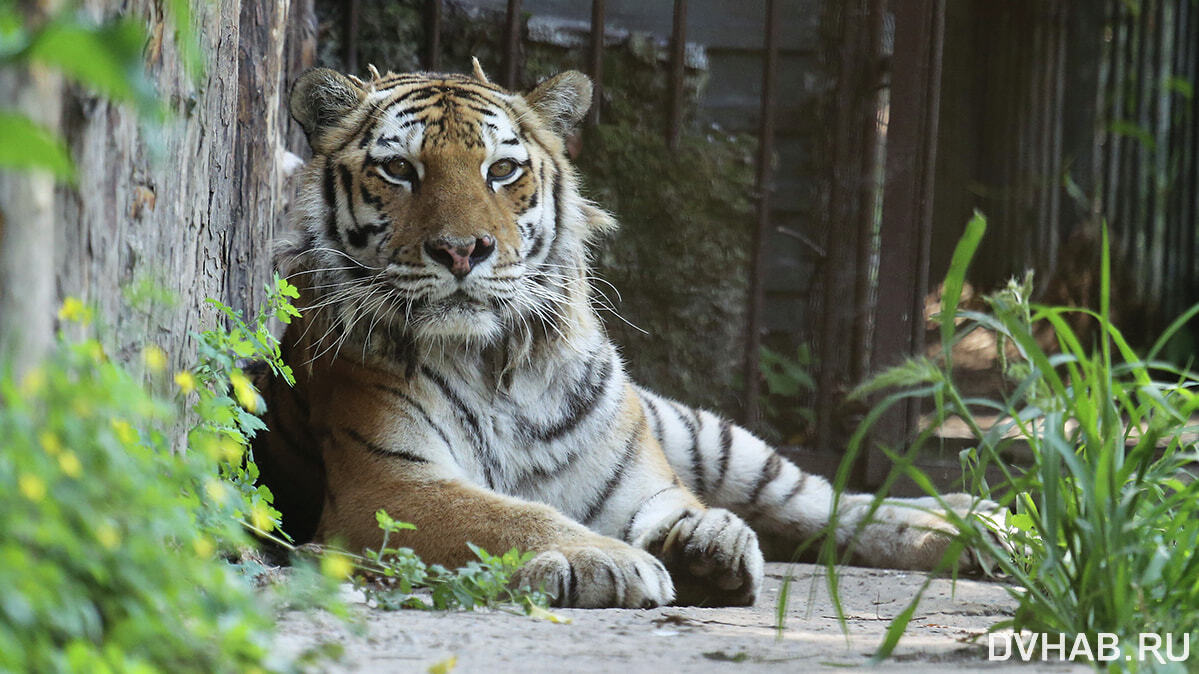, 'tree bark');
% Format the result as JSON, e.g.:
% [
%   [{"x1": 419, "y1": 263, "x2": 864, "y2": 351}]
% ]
[{"x1": 0, "y1": 0, "x2": 315, "y2": 375}]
